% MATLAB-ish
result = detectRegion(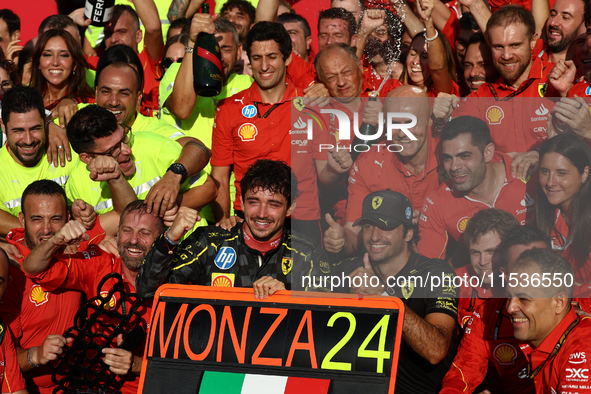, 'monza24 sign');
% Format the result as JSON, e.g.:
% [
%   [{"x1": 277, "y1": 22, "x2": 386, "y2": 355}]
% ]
[{"x1": 139, "y1": 285, "x2": 404, "y2": 394}]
